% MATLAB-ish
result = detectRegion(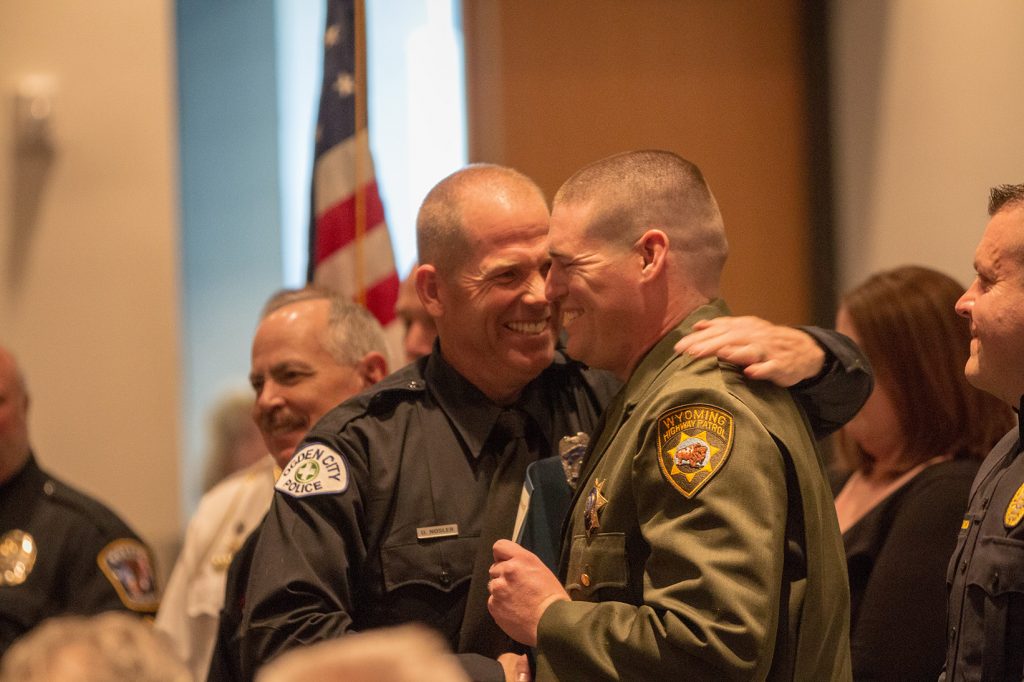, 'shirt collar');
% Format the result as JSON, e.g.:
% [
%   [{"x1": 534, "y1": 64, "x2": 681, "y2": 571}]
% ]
[
  {"x1": 619, "y1": 298, "x2": 730, "y2": 410},
  {"x1": 424, "y1": 346, "x2": 506, "y2": 460},
  {"x1": 423, "y1": 343, "x2": 549, "y2": 460}
]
